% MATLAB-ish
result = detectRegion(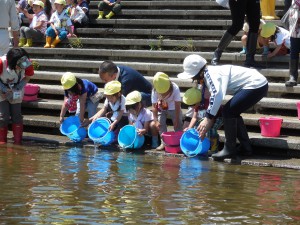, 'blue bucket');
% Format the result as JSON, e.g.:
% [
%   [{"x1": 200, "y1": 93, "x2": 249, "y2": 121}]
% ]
[
  {"x1": 60, "y1": 116, "x2": 87, "y2": 142},
  {"x1": 180, "y1": 128, "x2": 210, "y2": 157},
  {"x1": 88, "y1": 117, "x2": 115, "y2": 146},
  {"x1": 118, "y1": 125, "x2": 145, "y2": 149}
]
